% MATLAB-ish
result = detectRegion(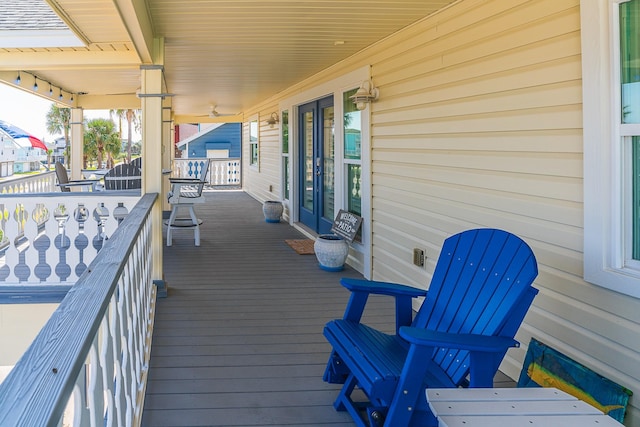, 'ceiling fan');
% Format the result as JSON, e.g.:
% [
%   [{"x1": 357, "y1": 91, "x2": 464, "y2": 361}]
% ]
[{"x1": 206, "y1": 105, "x2": 236, "y2": 117}]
